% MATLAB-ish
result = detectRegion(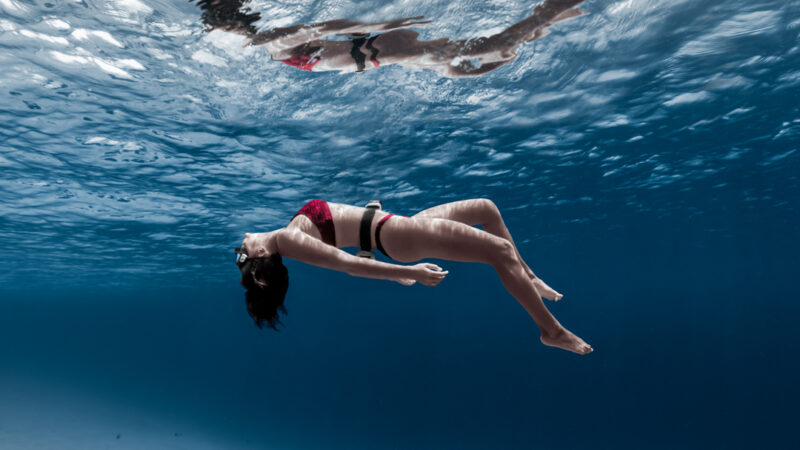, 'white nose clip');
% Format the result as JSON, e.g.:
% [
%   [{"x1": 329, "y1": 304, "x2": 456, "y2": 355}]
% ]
[{"x1": 237, "y1": 253, "x2": 247, "y2": 264}]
